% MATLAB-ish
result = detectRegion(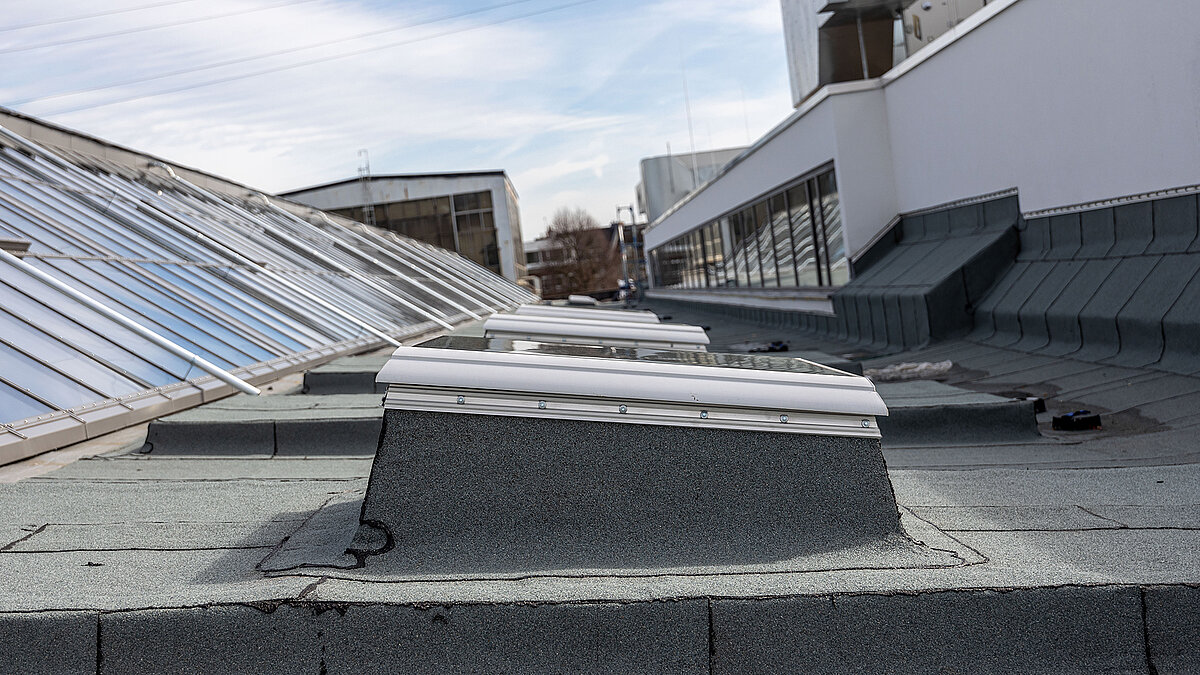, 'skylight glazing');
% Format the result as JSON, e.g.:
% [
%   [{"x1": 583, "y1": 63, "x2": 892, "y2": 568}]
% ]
[{"x1": 0, "y1": 124, "x2": 535, "y2": 463}]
